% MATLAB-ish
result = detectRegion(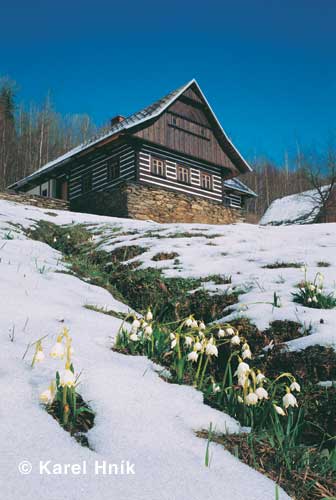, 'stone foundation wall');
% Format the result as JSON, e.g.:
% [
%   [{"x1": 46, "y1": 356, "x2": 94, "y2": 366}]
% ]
[
  {"x1": 1, "y1": 191, "x2": 69, "y2": 211},
  {"x1": 70, "y1": 186, "x2": 128, "y2": 218},
  {"x1": 126, "y1": 182, "x2": 242, "y2": 224}
]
